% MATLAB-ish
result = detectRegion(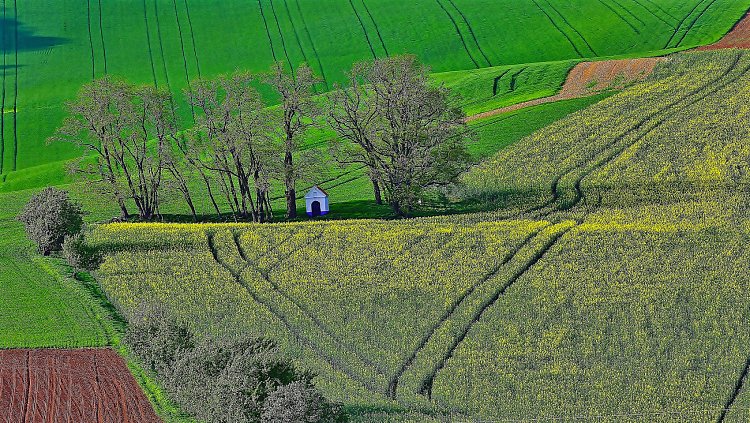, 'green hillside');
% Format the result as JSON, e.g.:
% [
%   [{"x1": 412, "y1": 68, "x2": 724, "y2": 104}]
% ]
[{"x1": 2, "y1": 0, "x2": 748, "y2": 178}]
